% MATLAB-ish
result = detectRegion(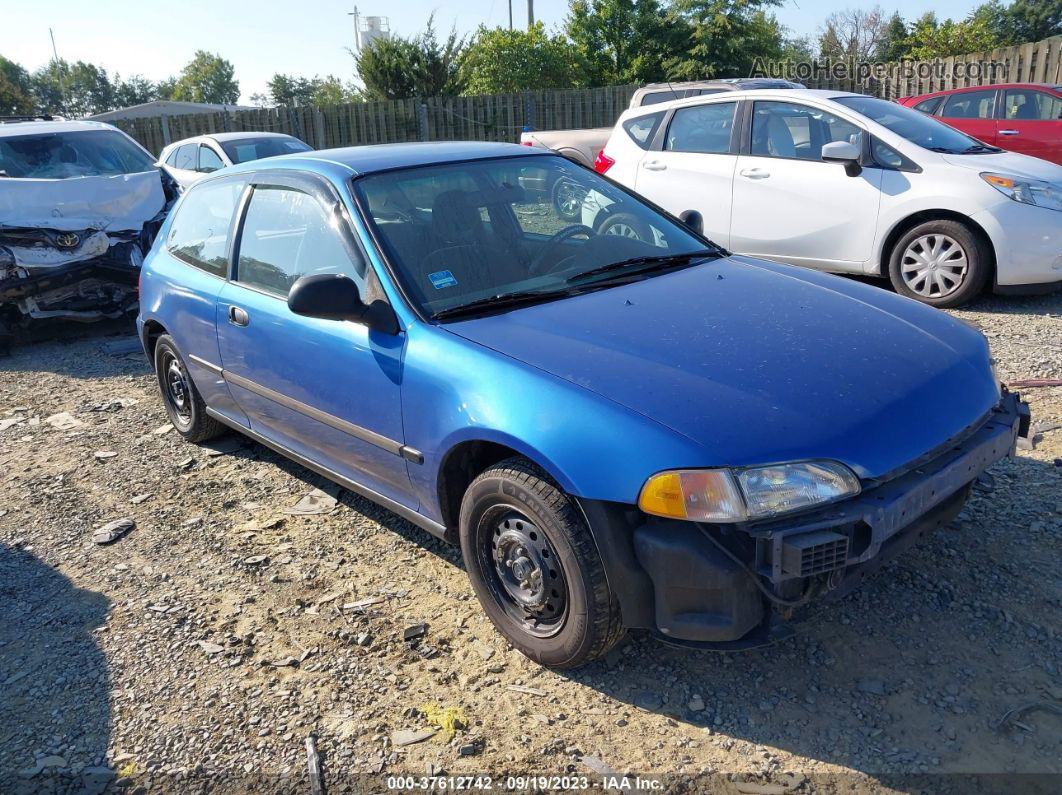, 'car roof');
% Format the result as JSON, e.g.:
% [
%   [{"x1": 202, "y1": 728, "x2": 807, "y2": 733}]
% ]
[
  {"x1": 626, "y1": 88, "x2": 862, "y2": 115},
  {"x1": 900, "y1": 82, "x2": 1062, "y2": 100},
  {"x1": 639, "y1": 78, "x2": 804, "y2": 91},
  {"x1": 0, "y1": 119, "x2": 122, "y2": 138},
  {"x1": 160, "y1": 131, "x2": 299, "y2": 151},
  {"x1": 223, "y1": 141, "x2": 543, "y2": 178}
]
